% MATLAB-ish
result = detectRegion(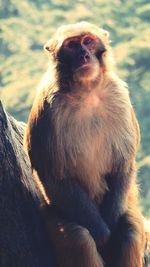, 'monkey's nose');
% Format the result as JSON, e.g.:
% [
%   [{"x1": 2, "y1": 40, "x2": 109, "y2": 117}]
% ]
[
  {"x1": 80, "y1": 53, "x2": 90, "y2": 64},
  {"x1": 84, "y1": 53, "x2": 90, "y2": 63}
]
